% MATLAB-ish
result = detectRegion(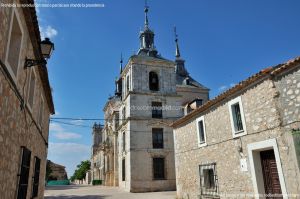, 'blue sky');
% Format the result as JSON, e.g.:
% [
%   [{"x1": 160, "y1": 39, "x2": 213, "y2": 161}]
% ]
[{"x1": 37, "y1": 0, "x2": 300, "y2": 176}]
